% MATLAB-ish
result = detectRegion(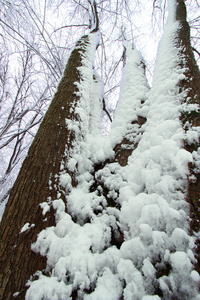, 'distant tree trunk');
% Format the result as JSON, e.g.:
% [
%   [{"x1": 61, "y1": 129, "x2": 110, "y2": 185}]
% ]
[
  {"x1": 111, "y1": 45, "x2": 149, "y2": 166},
  {"x1": 0, "y1": 33, "x2": 98, "y2": 299},
  {"x1": 175, "y1": 0, "x2": 200, "y2": 272}
]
